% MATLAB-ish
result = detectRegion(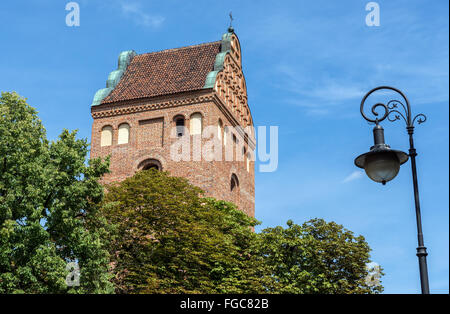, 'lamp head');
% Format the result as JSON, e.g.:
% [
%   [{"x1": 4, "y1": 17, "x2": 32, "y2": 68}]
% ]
[{"x1": 355, "y1": 124, "x2": 408, "y2": 184}]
